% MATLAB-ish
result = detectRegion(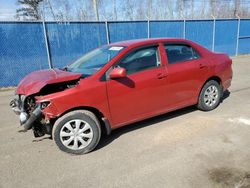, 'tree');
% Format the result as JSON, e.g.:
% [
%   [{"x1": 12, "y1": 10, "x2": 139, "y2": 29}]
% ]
[
  {"x1": 234, "y1": 0, "x2": 241, "y2": 17},
  {"x1": 113, "y1": 0, "x2": 117, "y2": 20},
  {"x1": 16, "y1": 0, "x2": 43, "y2": 20},
  {"x1": 92, "y1": 0, "x2": 99, "y2": 21},
  {"x1": 14, "y1": 0, "x2": 250, "y2": 21}
]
